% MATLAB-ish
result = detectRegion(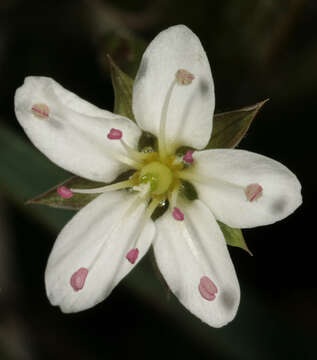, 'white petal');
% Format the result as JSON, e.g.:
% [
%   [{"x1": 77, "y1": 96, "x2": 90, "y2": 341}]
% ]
[
  {"x1": 15, "y1": 77, "x2": 141, "y2": 182},
  {"x1": 133, "y1": 25, "x2": 214, "y2": 151},
  {"x1": 153, "y1": 200, "x2": 240, "y2": 328},
  {"x1": 45, "y1": 190, "x2": 155, "y2": 313},
  {"x1": 192, "y1": 149, "x2": 302, "y2": 228}
]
